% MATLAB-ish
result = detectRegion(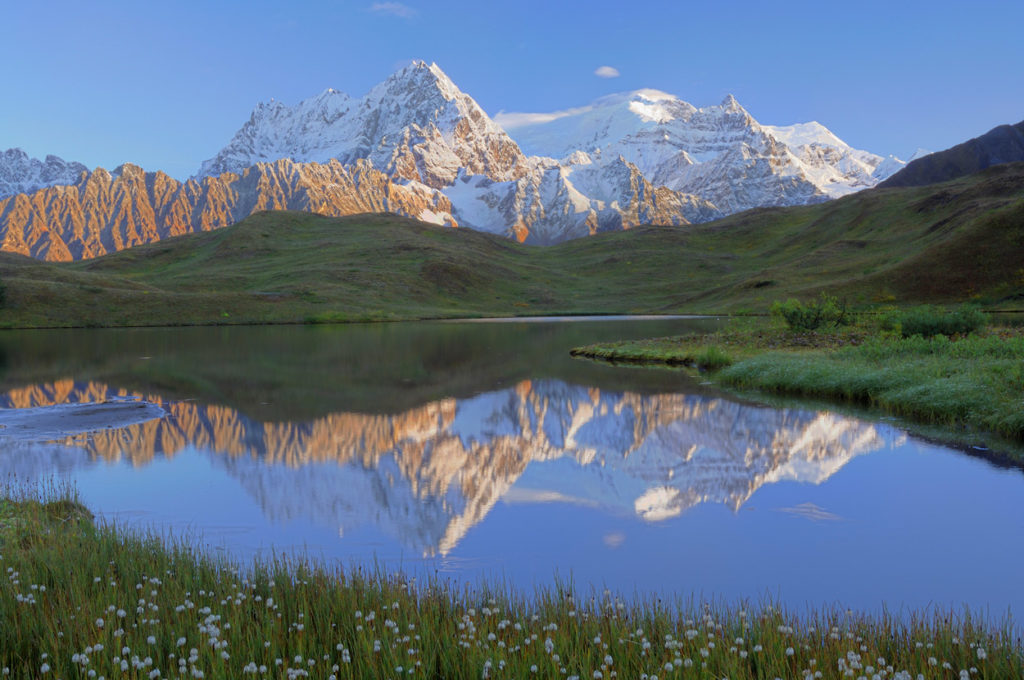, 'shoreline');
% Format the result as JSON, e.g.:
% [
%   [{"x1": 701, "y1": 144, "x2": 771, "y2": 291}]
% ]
[
  {"x1": 570, "y1": 323, "x2": 1024, "y2": 457},
  {"x1": 2, "y1": 488, "x2": 1020, "y2": 679}
]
